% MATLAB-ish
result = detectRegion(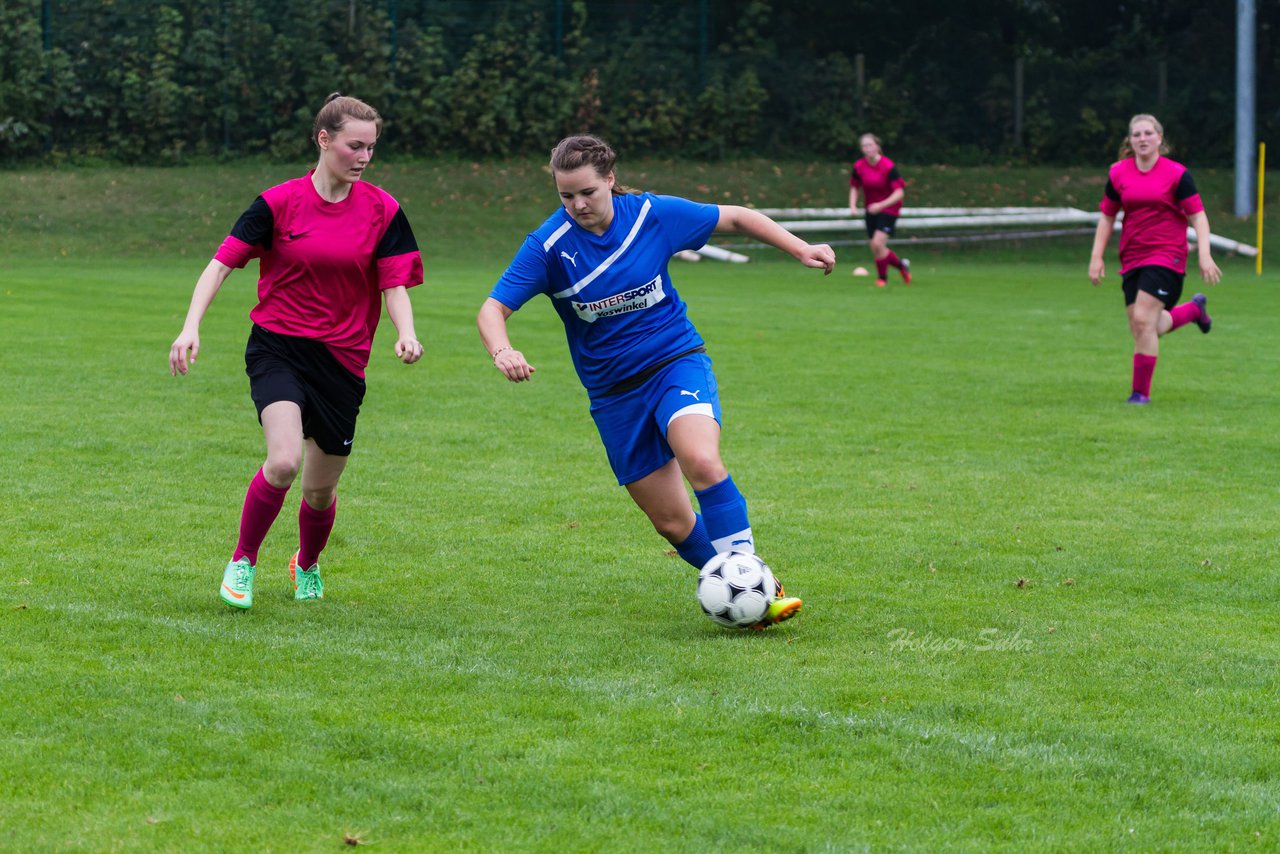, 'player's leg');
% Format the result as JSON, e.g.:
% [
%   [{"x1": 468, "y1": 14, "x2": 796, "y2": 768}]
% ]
[
  {"x1": 869, "y1": 228, "x2": 891, "y2": 286},
  {"x1": 624, "y1": 460, "x2": 714, "y2": 568},
  {"x1": 875, "y1": 216, "x2": 909, "y2": 282},
  {"x1": 1126, "y1": 290, "x2": 1164, "y2": 403},
  {"x1": 222, "y1": 400, "x2": 304, "y2": 608},
  {"x1": 665, "y1": 414, "x2": 753, "y2": 554},
  {"x1": 656, "y1": 361, "x2": 799, "y2": 627},
  {"x1": 290, "y1": 438, "x2": 347, "y2": 600},
  {"x1": 592, "y1": 381, "x2": 714, "y2": 569},
  {"x1": 651, "y1": 358, "x2": 749, "y2": 554},
  {"x1": 289, "y1": 358, "x2": 363, "y2": 600},
  {"x1": 1167, "y1": 292, "x2": 1210, "y2": 333}
]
